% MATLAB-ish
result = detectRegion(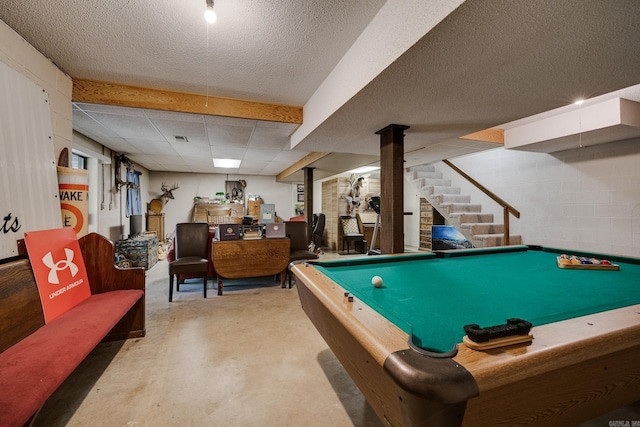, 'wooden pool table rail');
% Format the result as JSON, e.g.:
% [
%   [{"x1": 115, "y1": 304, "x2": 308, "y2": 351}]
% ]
[{"x1": 292, "y1": 260, "x2": 640, "y2": 426}]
